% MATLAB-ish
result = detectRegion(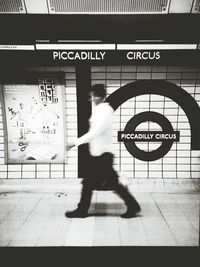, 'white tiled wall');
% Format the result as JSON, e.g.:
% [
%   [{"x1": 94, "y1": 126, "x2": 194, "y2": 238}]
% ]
[
  {"x1": 91, "y1": 65, "x2": 200, "y2": 180},
  {"x1": 0, "y1": 65, "x2": 200, "y2": 180}
]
